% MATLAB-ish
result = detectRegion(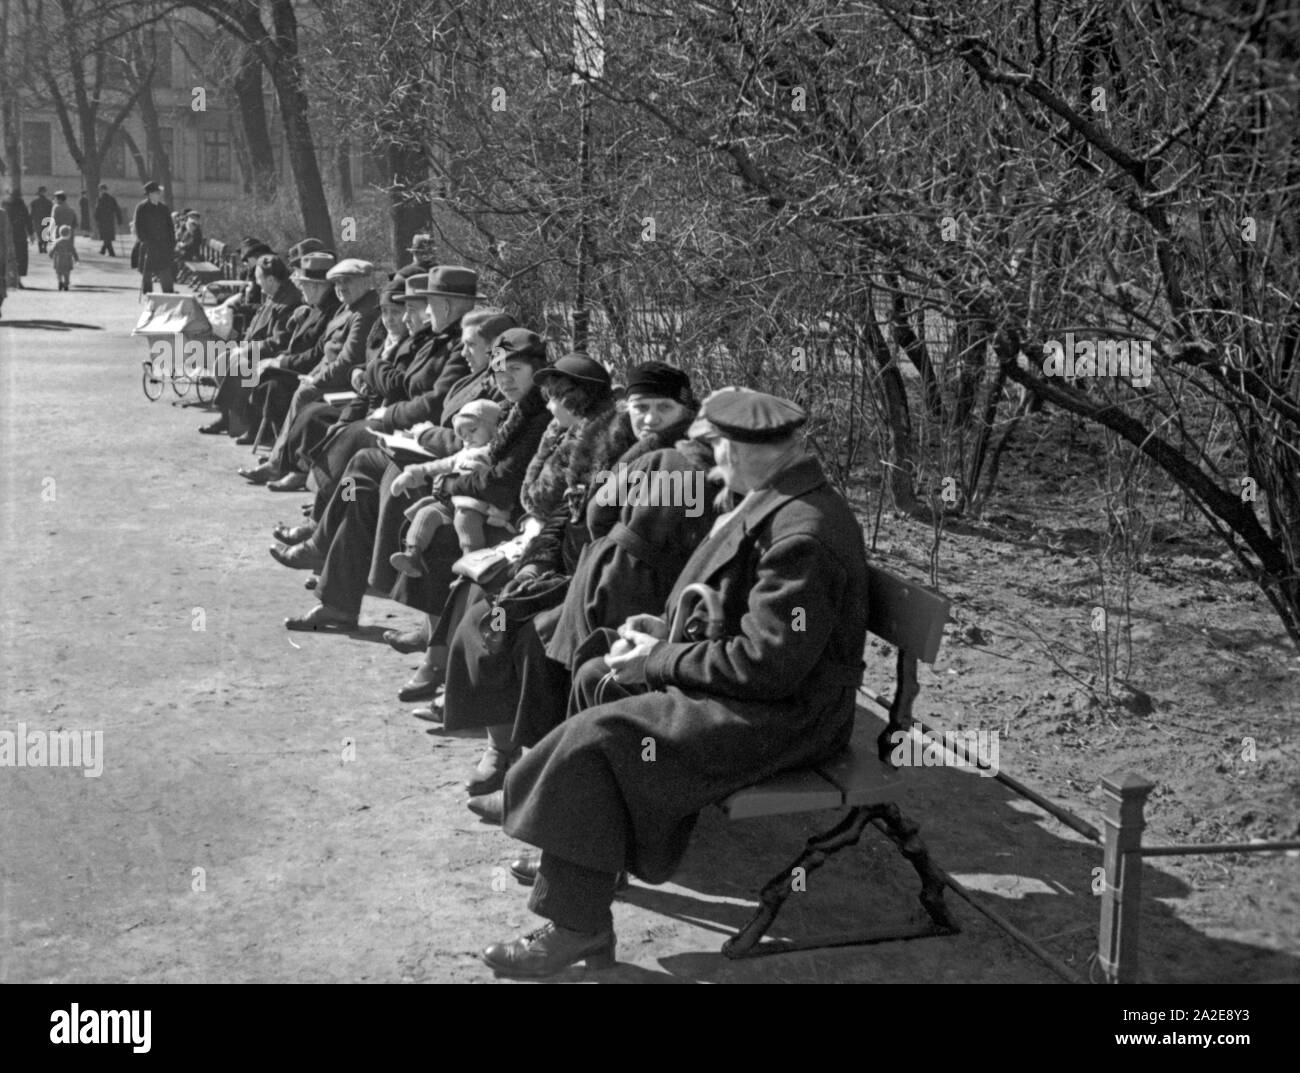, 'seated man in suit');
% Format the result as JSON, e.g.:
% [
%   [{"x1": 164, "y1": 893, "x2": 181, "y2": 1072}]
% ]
[
  {"x1": 238, "y1": 258, "x2": 380, "y2": 488},
  {"x1": 479, "y1": 388, "x2": 871, "y2": 978}
]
